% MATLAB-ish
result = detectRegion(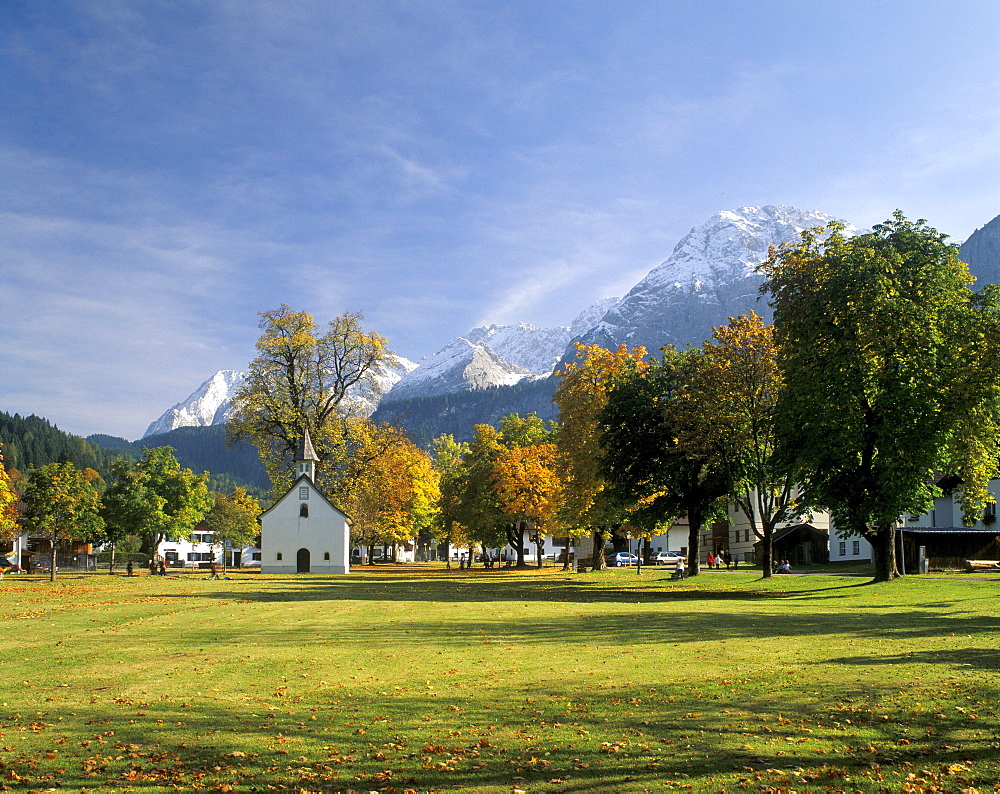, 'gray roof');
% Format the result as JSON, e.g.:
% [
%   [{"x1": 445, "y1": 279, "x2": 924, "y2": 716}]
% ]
[{"x1": 296, "y1": 428, "x2": 319, "y2": 462}]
